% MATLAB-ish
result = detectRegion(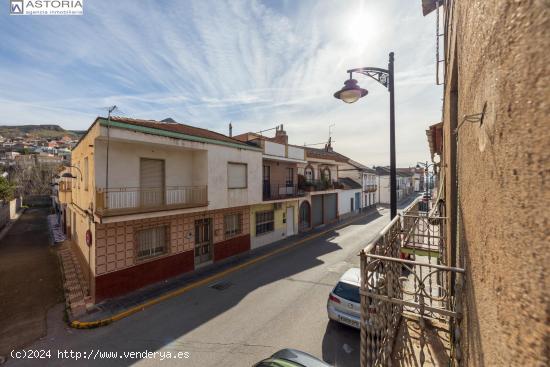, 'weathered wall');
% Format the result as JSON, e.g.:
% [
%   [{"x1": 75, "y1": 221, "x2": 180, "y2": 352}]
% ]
[{"x1": 442, "y1": 1, "x2": 549, "y2": 365}]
